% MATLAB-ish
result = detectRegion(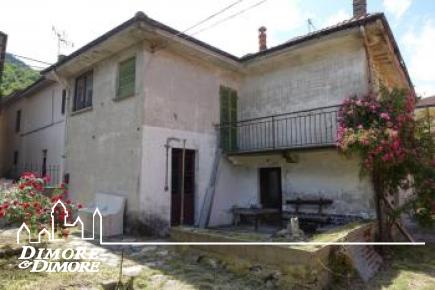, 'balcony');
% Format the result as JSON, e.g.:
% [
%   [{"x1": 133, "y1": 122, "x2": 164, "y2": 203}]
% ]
[{"x1": 220, "y1": 105, "x2": 340, "y2": 154}]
